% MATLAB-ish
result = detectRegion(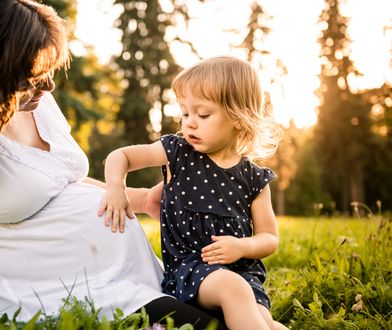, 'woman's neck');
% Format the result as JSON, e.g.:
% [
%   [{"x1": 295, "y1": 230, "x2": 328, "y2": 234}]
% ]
[{"x1": 1, "y1": 112, "x2": 50, "y2": 151}]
